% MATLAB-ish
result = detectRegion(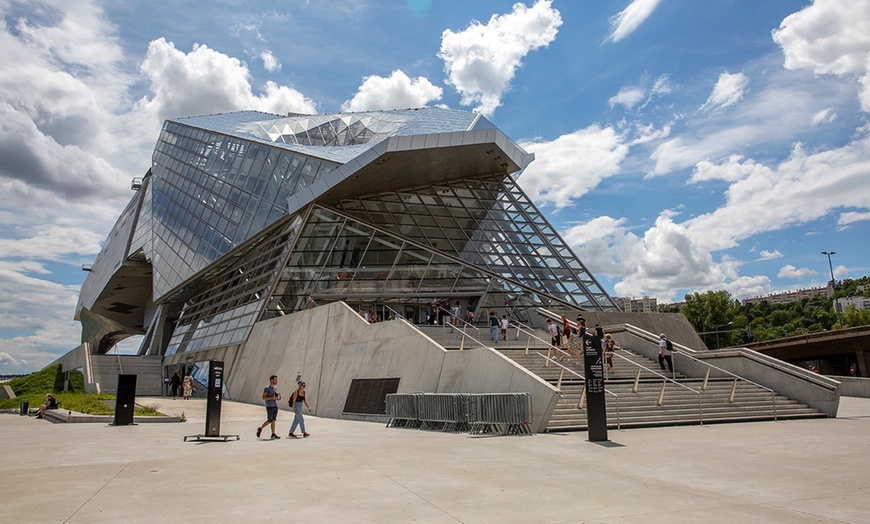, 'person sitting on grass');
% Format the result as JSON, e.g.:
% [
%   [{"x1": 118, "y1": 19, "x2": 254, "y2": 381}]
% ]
[{"x1": 36, "y1": 393, "x2": 58, "y2": 419}]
